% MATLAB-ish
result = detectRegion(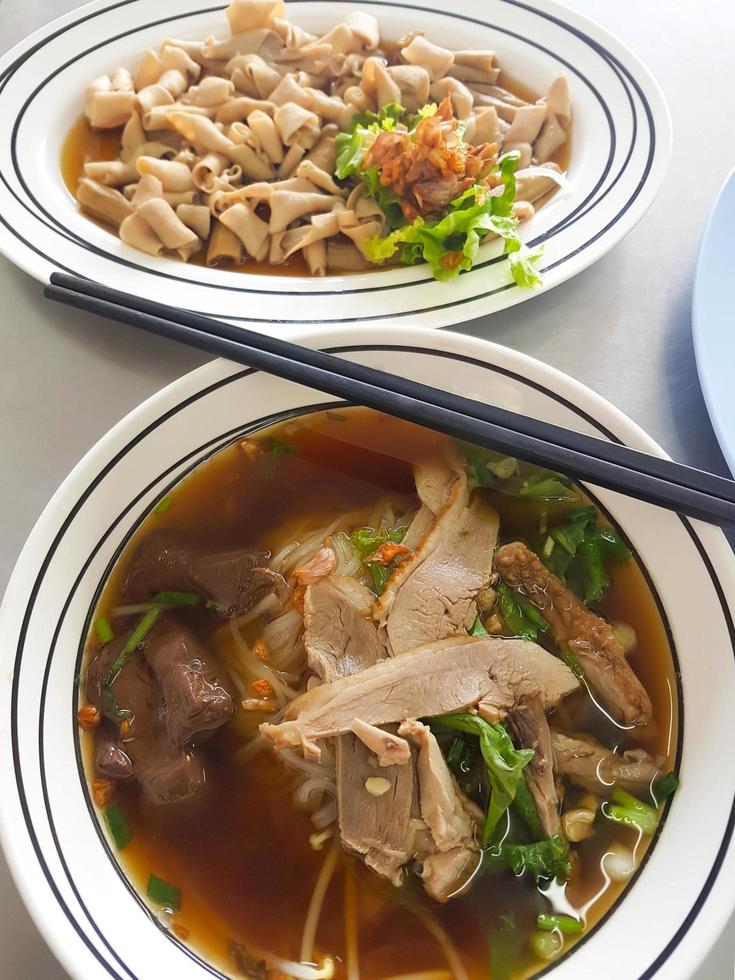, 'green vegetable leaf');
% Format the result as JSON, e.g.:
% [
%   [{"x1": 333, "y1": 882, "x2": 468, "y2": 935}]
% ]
[
  {"x1": 489, "y1": 912, "x2": 523, "y2": 980},
  {"x1": 152, "y1": 590, "x2": 199, "y2": 607},
  {"x1": 537, "y1": 914, "x2": 583, "y2": 934},
  {"x1": 335, "y1": 128, "x2": 366, "y2": 179},
  {"x1": 604, "y1": 787, "x2": 660, "y2": 835},
  {"x1": 493, "y1": 151, "x2": 521, "y2": 217},
  {"x1": 350, "y1": 524, "x2": 407, "y2": 557},
  {"x1": 653, "y1": 771, "x2": 679, "y2": 805},
  {"x1": 509, "y1": 244, "x2": 544, "y2": 288},
  {"x1": 512, "y1": 779, "x2": 545, "y2": 841},
  {"x1": 349, "y1": 523, "x2": 409, "y2": 596},
  {"x1": 263, "y1": 436, "x2": 297, "y2": 458},
  {"x1": 445, "y1": 736, "x2": 468, "y2": 776},
  {"x1": 154, "y1": 495, "x2": 173, "y2": 514},
  {"x1": 103, "y1": 605, "x2": 162, "y2": 715},
  {"x1": 559, "y1": 646, "x2": 584, "y2": 678},
  {"x1": 147, "y1": 873, "x2": 182, "y2": 912},
  {"x1": 433, "y1": 713, "x2": 533, "y2": 843},
  {"x1": 469, "y1": 615, "x2": 489, "y2": 637},
  {"x1": 360, "y1": 166, "x2": 405, "y2": 229},
  {"x1": 105, "y1": 804, "x2": 133, "y2": 849},
  {"x1": 485, "y1": 834, "x2": 571, "y2": 881},
  {"x1": 496, "y1": 583, "x2": 542, "y2": 642},
  {"x1": 369, "y1": 563, "x2": 392, "y2": 594},
  {"x1": 94, "y1": 617, "x2": 114, "y2": 644},
  {"x1": 519, "y1": 474, "x2": 576, "y2": 500},
  {"x1": 595, "y1": 526, "x2": 630, "y2": 562},
  {"x1": 577, "y1": 536, "x2": 609, "y2": 604},
  {"x1": 456, "y1": 442, "x2": 577, "y2": 502}
]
